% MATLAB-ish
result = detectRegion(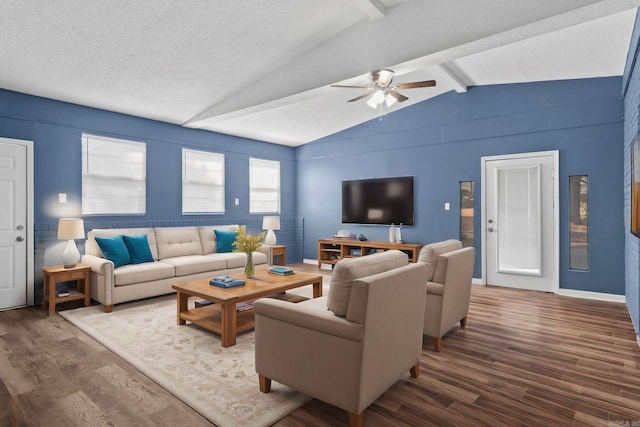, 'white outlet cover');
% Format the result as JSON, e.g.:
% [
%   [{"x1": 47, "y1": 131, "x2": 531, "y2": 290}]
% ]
[{"x1": 445, "y1": 202, "x2": 450, "y2": 210}]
